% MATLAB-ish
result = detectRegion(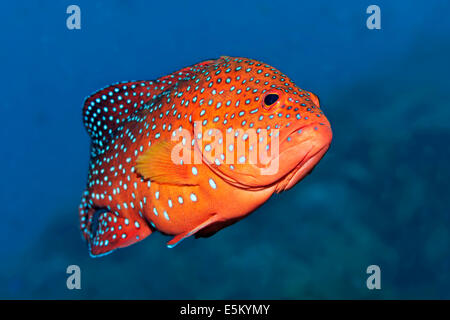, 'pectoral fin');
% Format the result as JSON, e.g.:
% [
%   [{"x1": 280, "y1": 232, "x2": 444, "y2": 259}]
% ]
[{"x1": 136, "y1": 140, "x2": 200, "y2": 186}]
